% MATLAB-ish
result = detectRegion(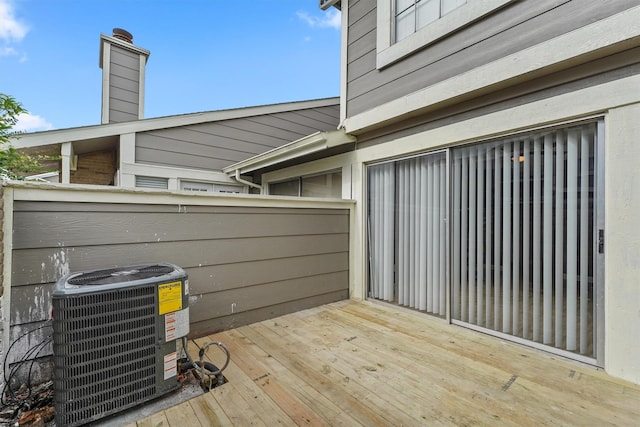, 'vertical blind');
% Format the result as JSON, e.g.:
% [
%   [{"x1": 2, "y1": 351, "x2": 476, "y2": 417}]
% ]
[
  {"x1": 368, "y1": 162, "x2": 395, "y2": 301},
  {"x1": 367, "y1": 121, "x2": 598, "y2": 358},
  {"x1": 368, "y1": 152, "x2": 447, "y2": 316},
  {"x1": 451, "y1": 122, "x2": 596, "y2": 356}
]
